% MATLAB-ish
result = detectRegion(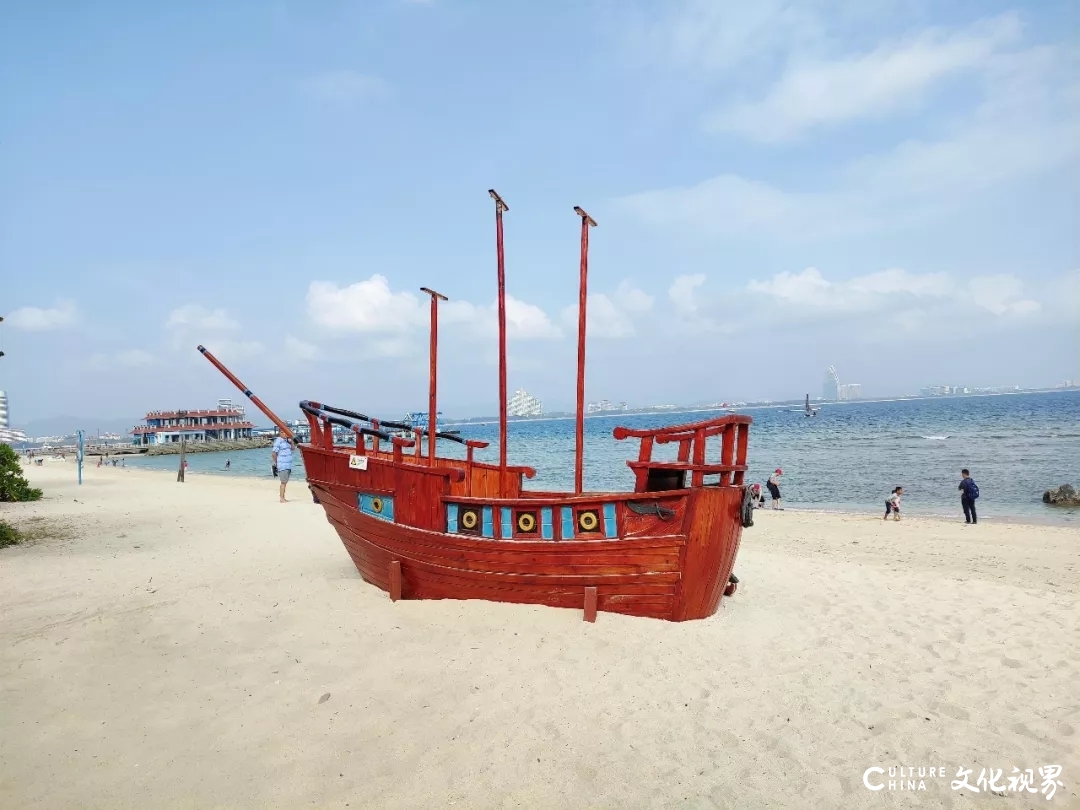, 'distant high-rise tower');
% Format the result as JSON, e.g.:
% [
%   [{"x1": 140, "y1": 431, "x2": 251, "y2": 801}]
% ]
[
  {"x1": 823, "y1": 367, "x2": 841, "y2": 401},
  {"x1": 0, "y1": 390, "x2": 8, "y2": 429},
  {"x1": 823, "y1": 367, "x2": 862, "y2": 401}
]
